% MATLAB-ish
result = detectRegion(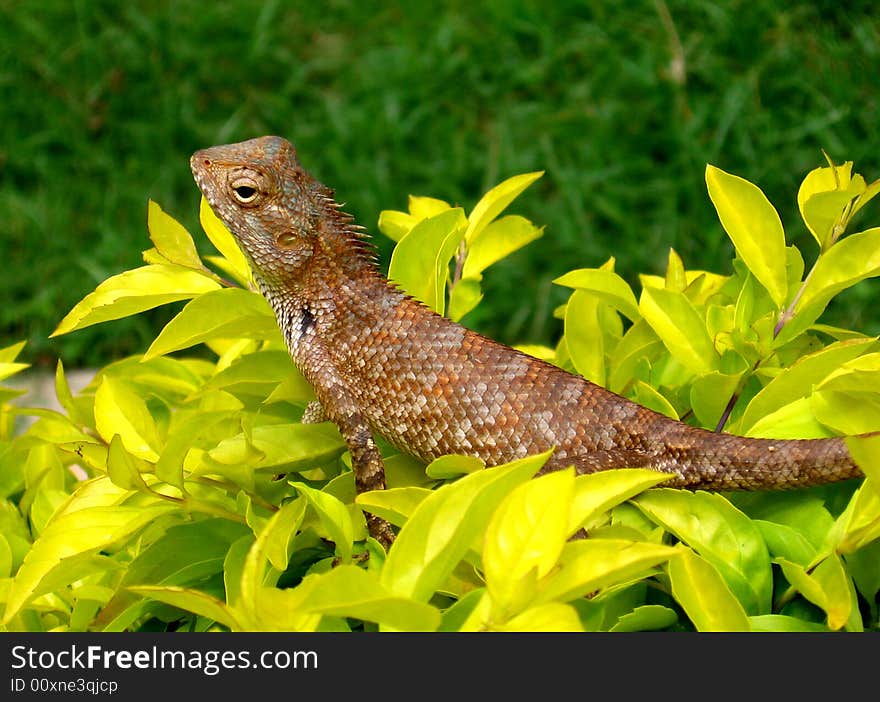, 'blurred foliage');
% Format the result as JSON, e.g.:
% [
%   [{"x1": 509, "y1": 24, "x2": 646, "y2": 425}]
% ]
[{"x1": 2, "y1": 0, "x2": 879, "y2": 367}]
